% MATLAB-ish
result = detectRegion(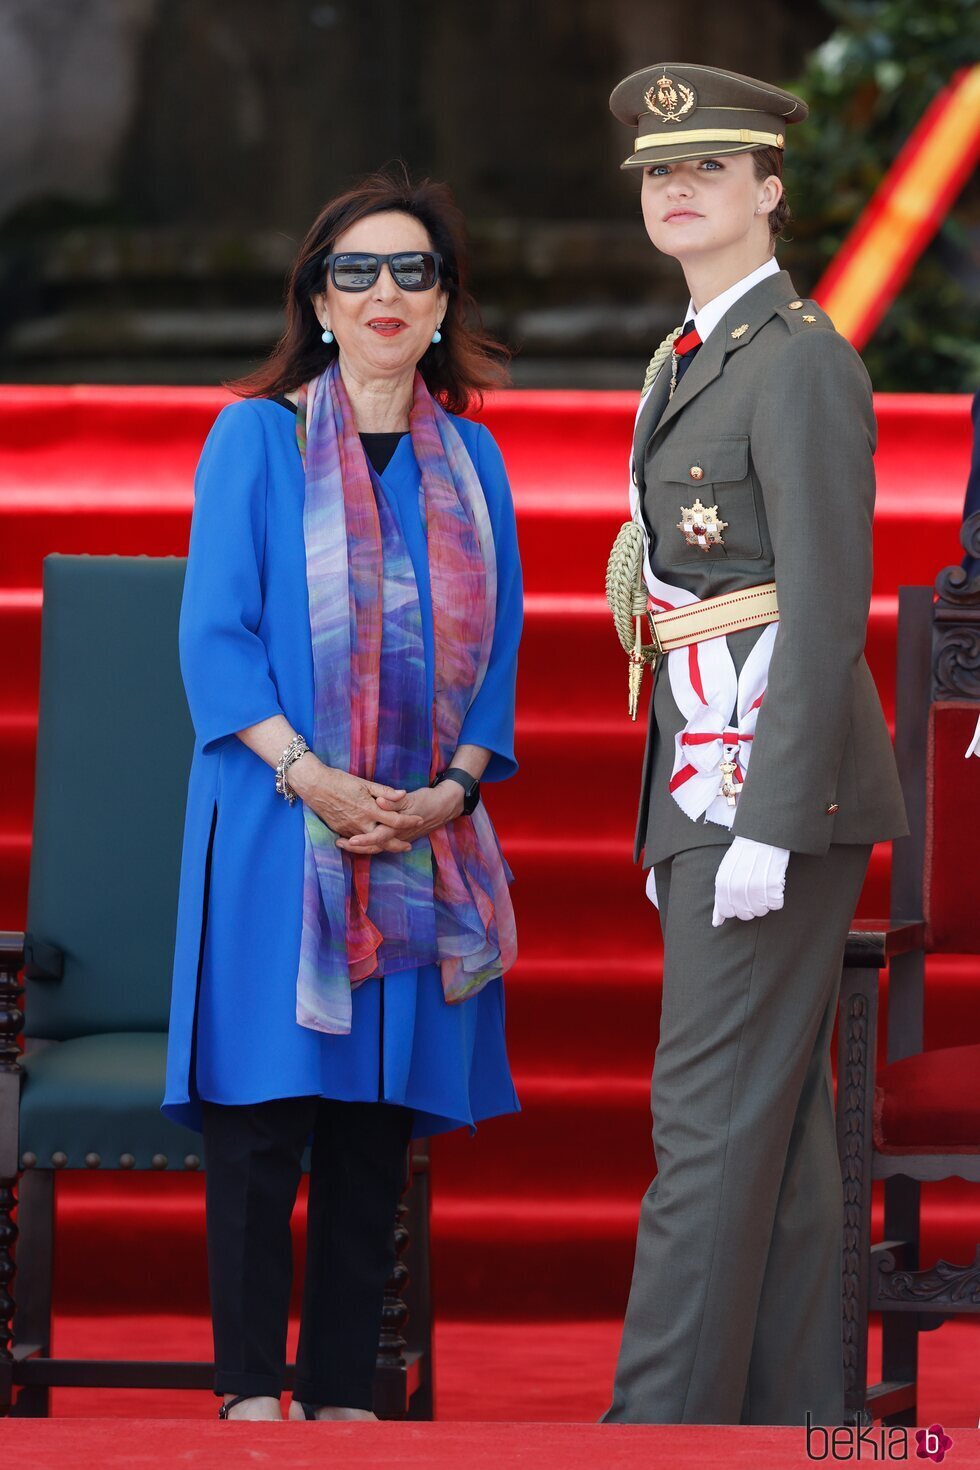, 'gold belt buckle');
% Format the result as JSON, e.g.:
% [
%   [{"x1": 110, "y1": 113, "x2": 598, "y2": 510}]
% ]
[{"x1": 645, "y1": 610, "x2": 664, "y2": 663}]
